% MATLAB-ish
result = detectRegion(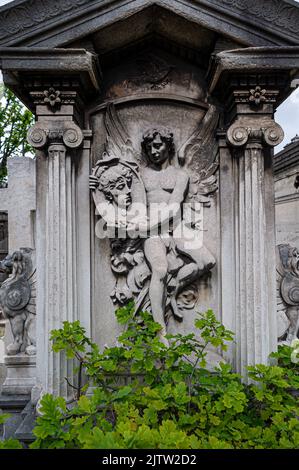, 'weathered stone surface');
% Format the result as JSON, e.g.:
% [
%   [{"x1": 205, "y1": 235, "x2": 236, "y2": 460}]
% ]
[
  {"x1": 0, "y1": 0, "x2": 298, "y2": 396},
  {"x1": 276, "y1": 244, "x2": 299, "y2": 343},
  {"x1": 0, "y1": 394, "x2": 30, "y2": 440},
  {"x1": 0, "y1": 0, "x2": 299, "y2": 49},
  {"x1": 1, "y1": 355, "x2": 36, "y2": 395},
  {"x1": 274, "y1": 137, "x2": 299, "y2": 248},
  {"x1": 90, "y1": 105, "x2": 218, "y2": 345},
  {"x1": 0, "y1": 157, "x2": 36, "y2": 253}
]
